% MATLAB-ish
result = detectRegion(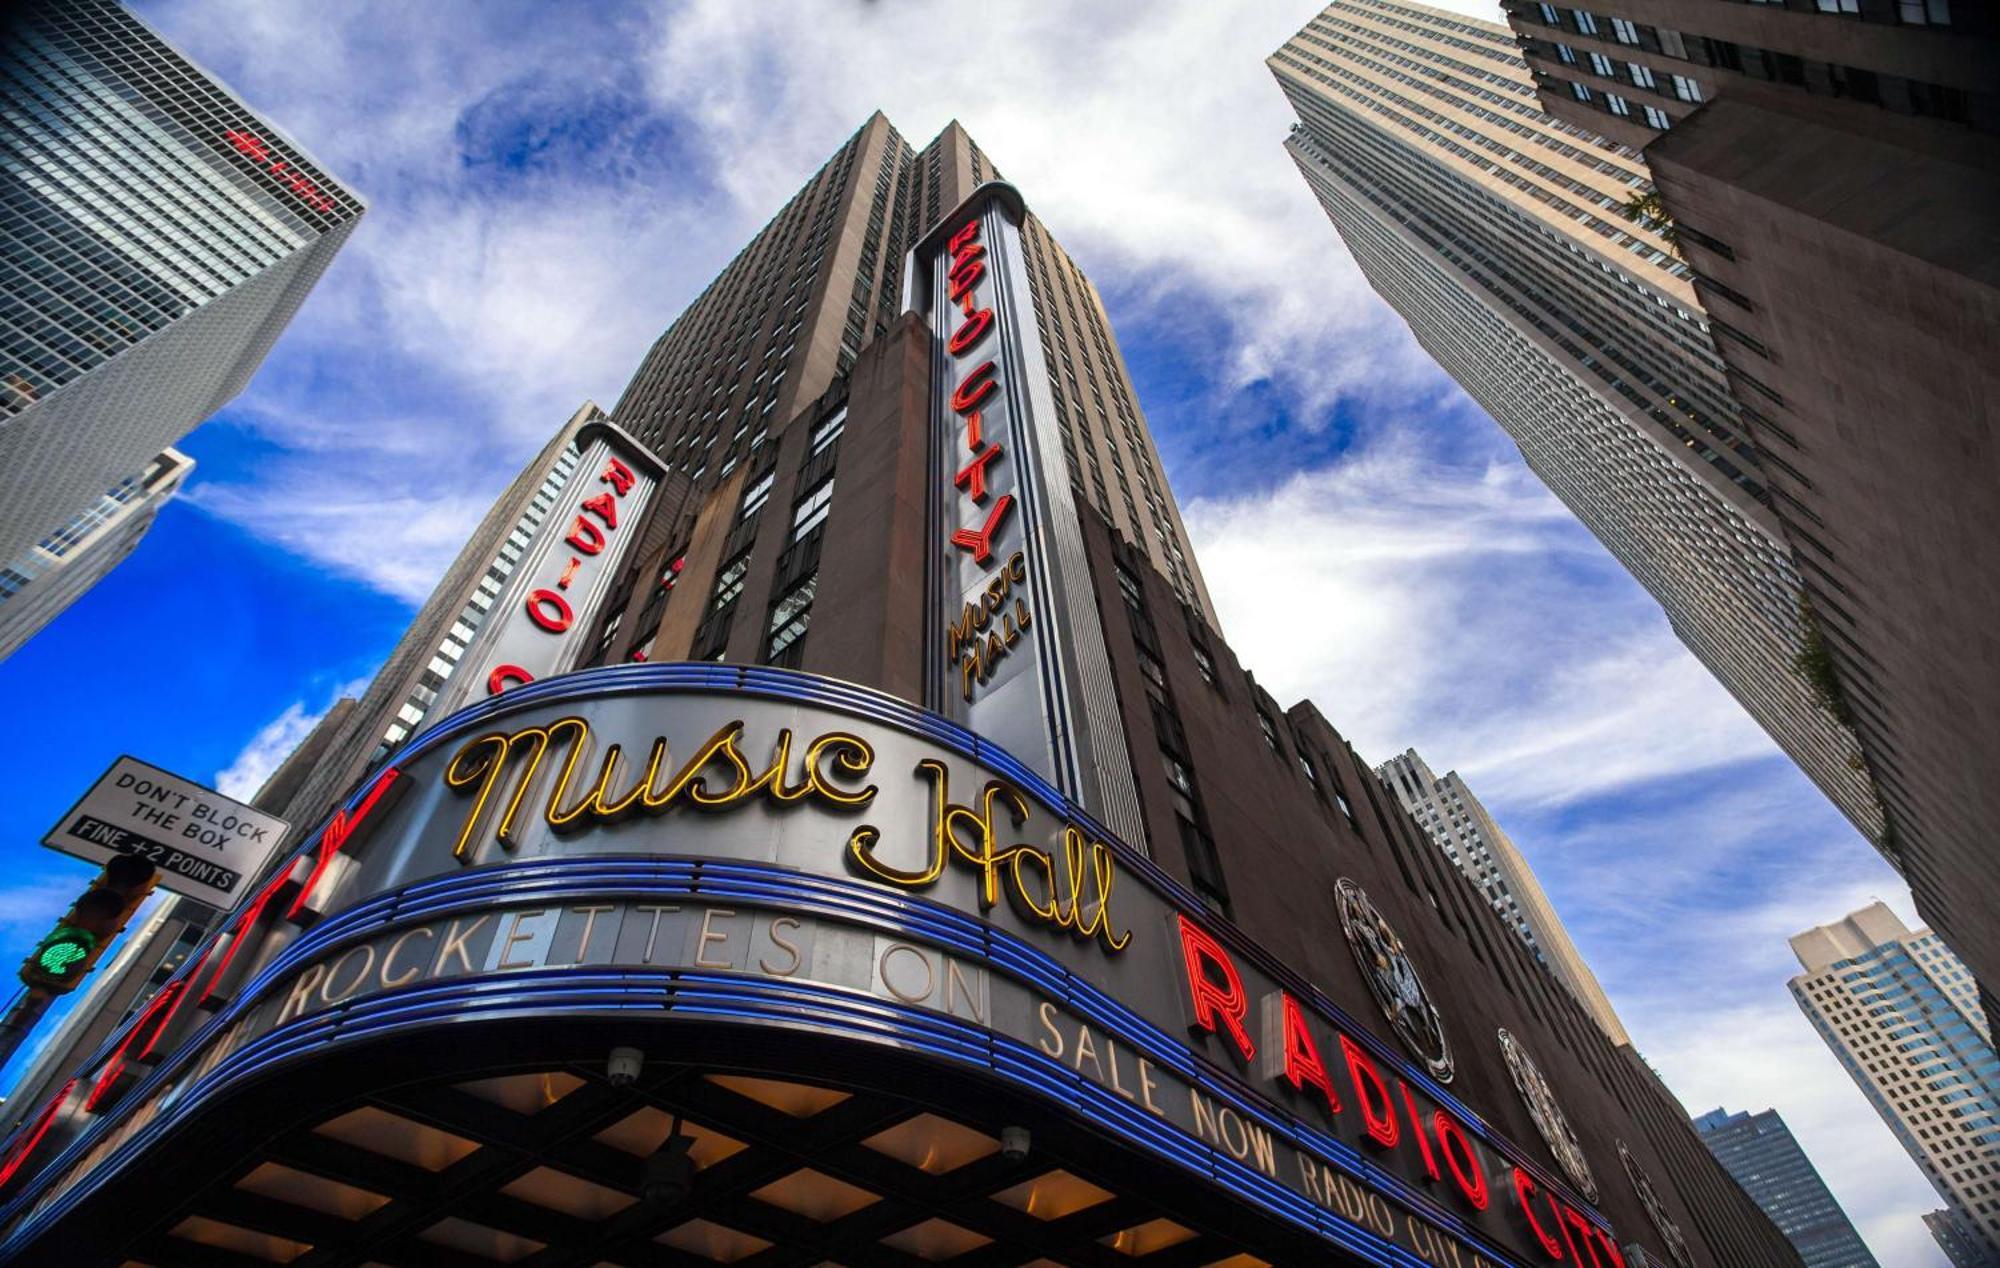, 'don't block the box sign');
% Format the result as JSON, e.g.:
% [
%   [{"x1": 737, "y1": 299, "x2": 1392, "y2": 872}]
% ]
[{"x1": 43, "y1": 757, "x2": 289, "y2": 909}]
